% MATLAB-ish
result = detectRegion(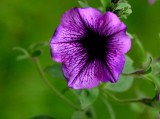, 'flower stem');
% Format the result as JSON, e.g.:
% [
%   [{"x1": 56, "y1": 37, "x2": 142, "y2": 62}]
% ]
[
  {"x1": 101, "y1": 96, "x2": 116, "y2": 119},
  {"x1": 101, "y1": 89, "x2": 146, "y2": 103},
  {"x1": 32, "y1": 57, "x2": 79, "y2": 110}
]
